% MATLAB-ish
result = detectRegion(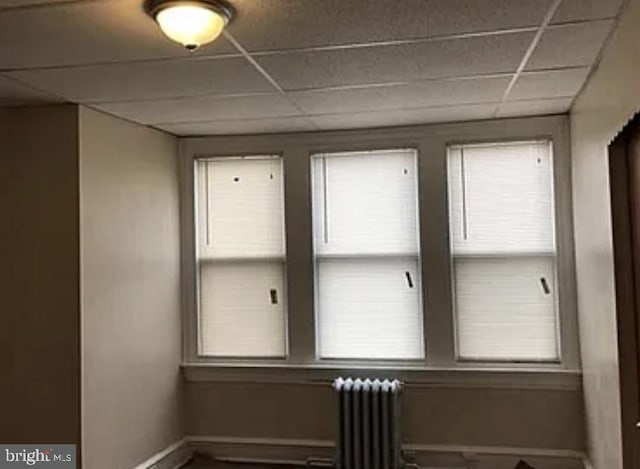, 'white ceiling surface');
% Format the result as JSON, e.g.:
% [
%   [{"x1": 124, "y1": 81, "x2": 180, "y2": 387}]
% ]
[{"x1": 0, "y1": 0, "x2": 624, "y2": 136}]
